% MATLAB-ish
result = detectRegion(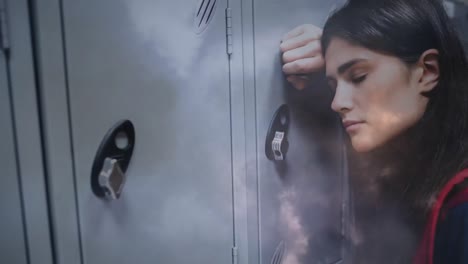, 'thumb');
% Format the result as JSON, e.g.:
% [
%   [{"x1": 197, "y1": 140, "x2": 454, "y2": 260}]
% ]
[{"x1": 287, "y1": 75, "x2": 310, "y2": 90}]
